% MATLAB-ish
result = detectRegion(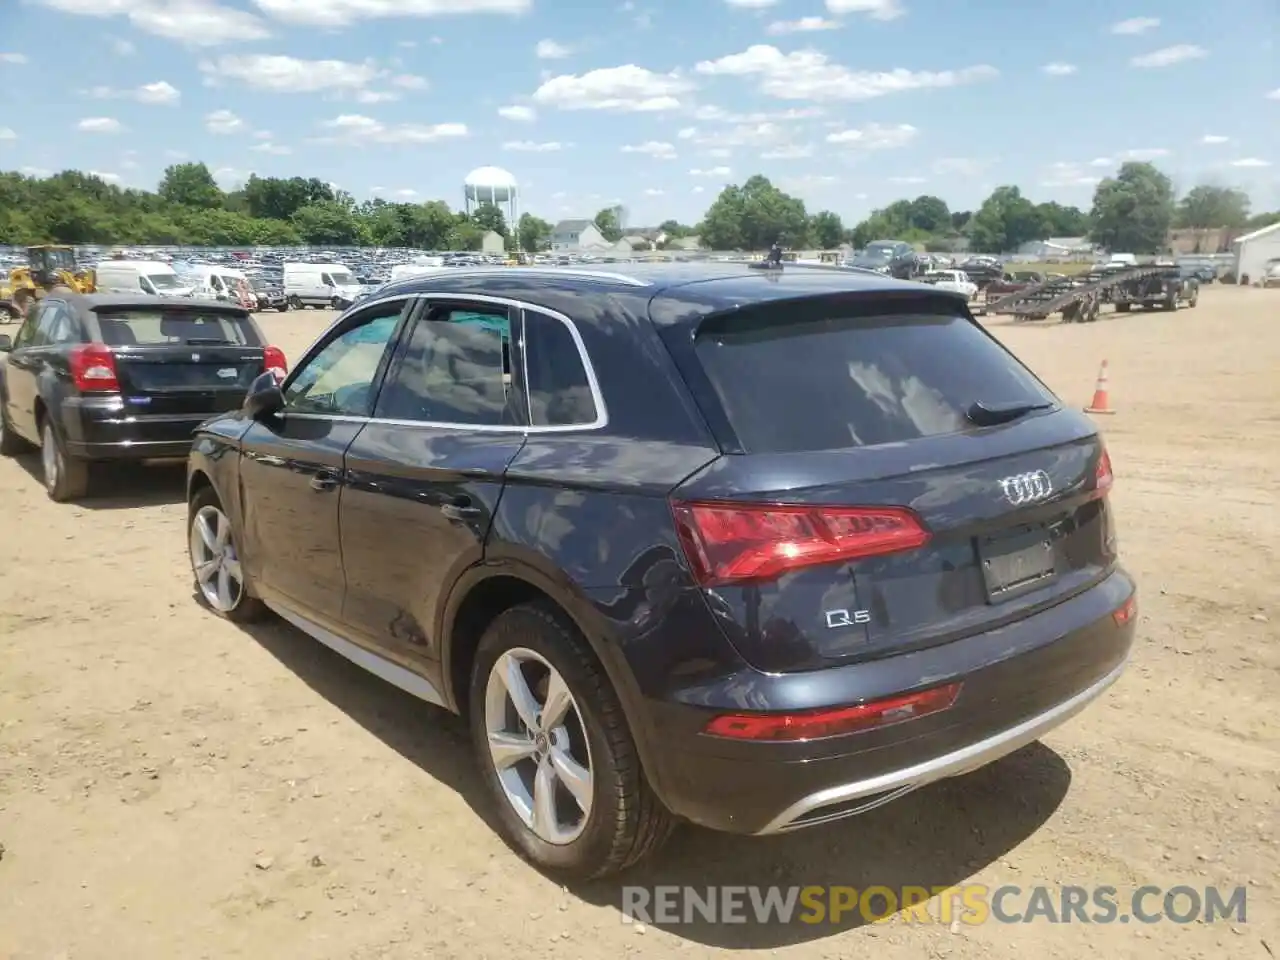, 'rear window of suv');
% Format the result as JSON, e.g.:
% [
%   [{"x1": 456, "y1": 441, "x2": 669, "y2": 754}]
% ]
[
  {"x1": 93, "y1": 309, "x2": 261, "y2": 347},
  {"x1": 692, "y1": 302, "x2": 1055, "y2": 453}
]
